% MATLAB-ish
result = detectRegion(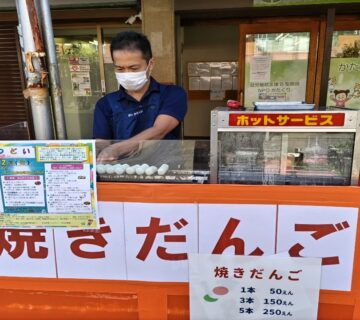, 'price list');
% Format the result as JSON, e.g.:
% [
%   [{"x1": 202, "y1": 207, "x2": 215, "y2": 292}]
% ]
[
  {"x1": 238, "y1": 286, "x2": 295, "y2": 318},
  {"x1": 190, "y1": 255, "x2": 322, "y2": 320}
]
